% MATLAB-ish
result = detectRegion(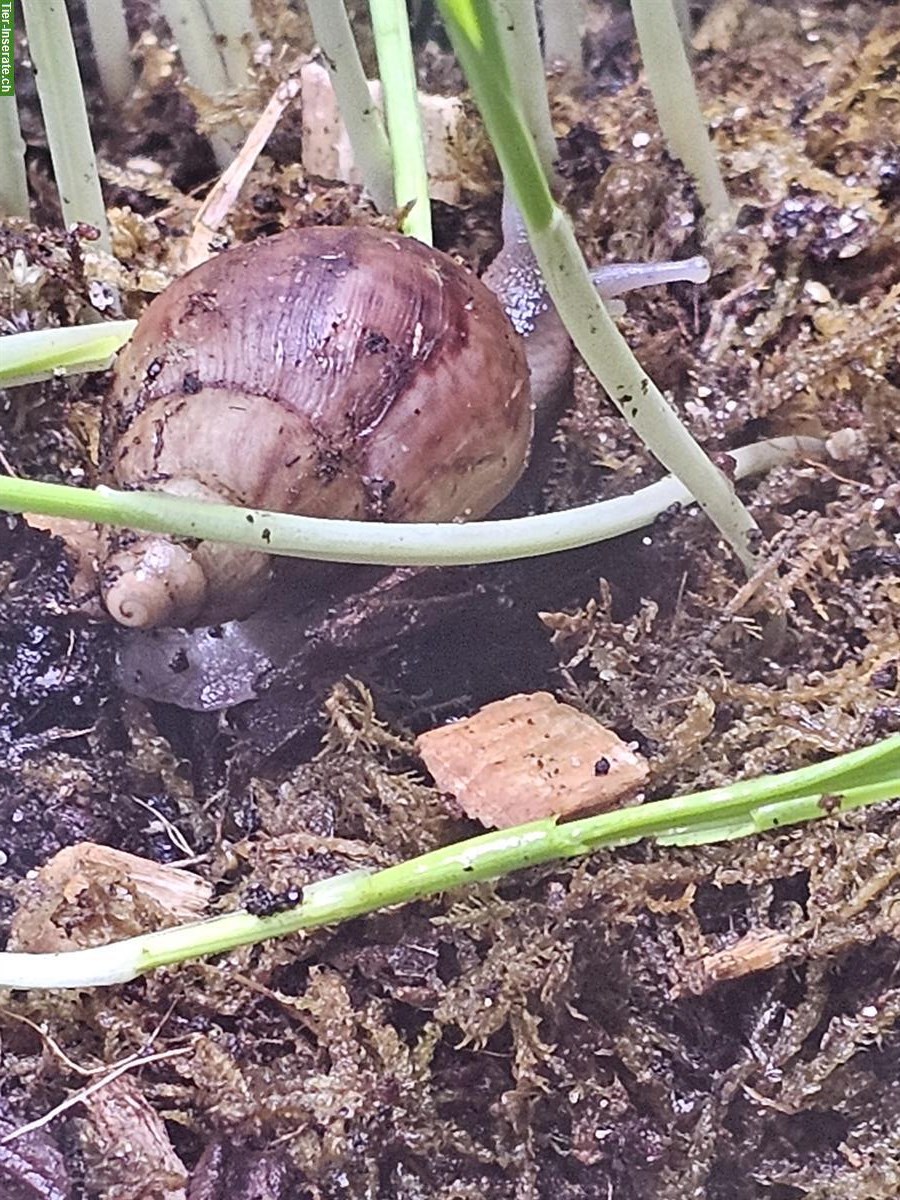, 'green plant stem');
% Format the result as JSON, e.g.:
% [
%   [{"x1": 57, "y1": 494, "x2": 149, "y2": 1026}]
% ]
[
  {"x1": 0, "y1": 92, "x2": 30, "y2": 218},
  {"x1": 631, "y1": 0, "x2": 728, "y2": 223},
  {"x1": 539, "y1": 212, "x2": 760, "y2": 570},
  {"x1": 1, "y1": 735, "x2": 897, "y2": 990},
  {"x1": 368, "y1": 0, "x2": 432, "y2": 241},
  {"x1": 20, "y1": 0, "x2": 111, "y2": 250},
  {"x1": 496, "y1": 0, "x2": 557, "y2": 178},
  {"x1": 158, "y1": 0, "x2": 236, "y2": 168},
  {"x1": 0, "y1": 437, "x2": 820, "y2": 568},
  {"x1": 436, "y1": 0, "x2": 758, "y2": 571},
  {"x1": 84, "y1": 0, "x2": 134, "y2": 106},
  {"x1": 305, "y1": 0, "x2": 395, "y2": 214},
  {"x1": 0, "y1": 321, "x2": 136, "y2": 387},
  {"x1": 201, "y1": 0, "x2": 258, "y2": 90},
  {"x1": 540, "y1": 0, "x2": 585, "y2": 68}
]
